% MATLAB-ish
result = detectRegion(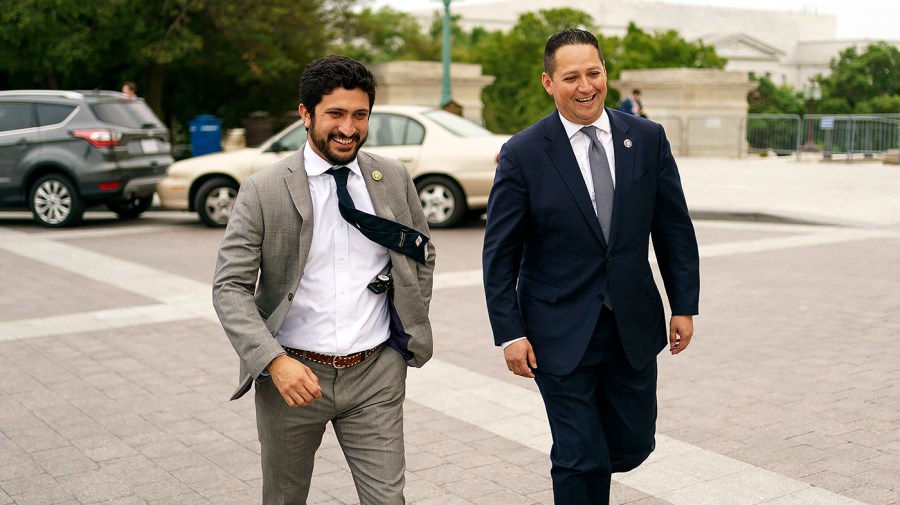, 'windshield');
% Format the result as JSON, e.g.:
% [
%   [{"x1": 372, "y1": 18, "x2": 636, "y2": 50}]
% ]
[
  {"x1": 90, "y1": 100, "x2": 162, "y2": 129},
  {"x1": 422, "y1": 110, "x2": 493, "y2": 137}
]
